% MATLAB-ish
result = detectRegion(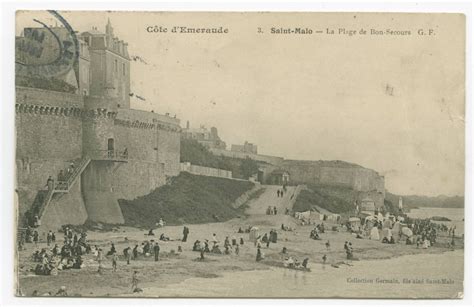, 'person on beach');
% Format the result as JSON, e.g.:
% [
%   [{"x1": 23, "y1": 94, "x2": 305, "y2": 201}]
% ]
[
  {"x1": 107, "y1": 243, "x2": 116, "y2": 256},
  {"x1": 131, "y1": 271, "x2": 139, "y2": 292},
  {"x1": 182, "y1": 226, "x2": 189, "y2": 242},
  {"x1": 47, "y1": 230, "x2": 53, "y2": 246},
  {"x1": 346, "y1": 243, "x2": 354, "y2": 260},
  {"x1": 256, "y1": 247, "x2": 263, "y2": 262},
  {"x1": 123, "y1": 247, "x2": 132, "y2": 264},
  {"x1": 97, "y1": 249, "x2": 103, "y2": 273},
  {"x1": 154, "y1": 242, "x2": 160, "y2": 261},
  {"x1": 112, "y1": 252, "x2": 118, "y2": 272},
  {"x1": 302, "y1": 258, "x2": 309, "y2": 269},
  {"x1": 46, "y1": 176, "x2": 54, "y2": 191},
  {"x1": 193, "y1": 240, "x2": 201, "y2": 251},
  {"x1": 133, "y1": 245, "x2": 139, "y2": 259},
  {"x1": 224, "y1": 236, "x2": 231, "y2": 248},
  {"x1": 33, "y1": 231, "x2": 39, "y2": 247},
  {"x1": 274, "y1": 206, "x2": 277, "y2": 215},
  {"x1": 159, "y1": 233, "x2": 170, "y2": 241}
]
